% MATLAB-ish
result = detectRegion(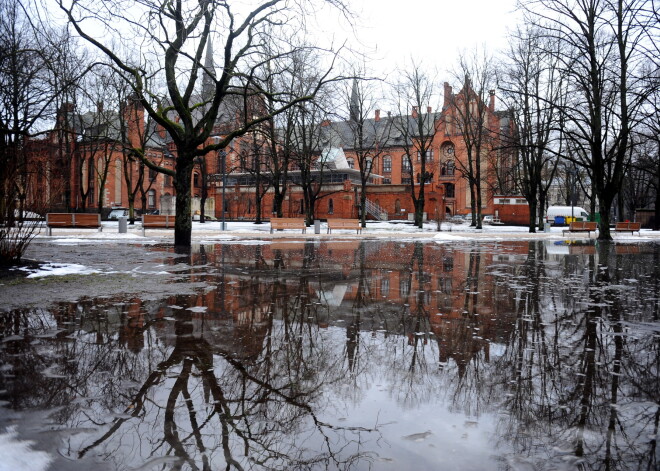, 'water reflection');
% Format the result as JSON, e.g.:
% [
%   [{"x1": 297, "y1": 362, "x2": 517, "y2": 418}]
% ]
[{"x1": 1, "y1": 240, "x2": 659, "y2": 470}]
